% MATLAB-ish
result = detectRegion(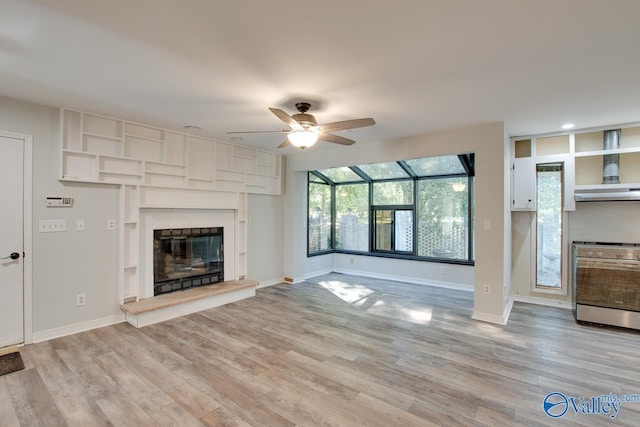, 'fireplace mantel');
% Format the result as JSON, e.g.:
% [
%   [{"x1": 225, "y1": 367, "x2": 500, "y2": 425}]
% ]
[{"x1": 120, "y1": 185, "x2": 248, "y2": 304}]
